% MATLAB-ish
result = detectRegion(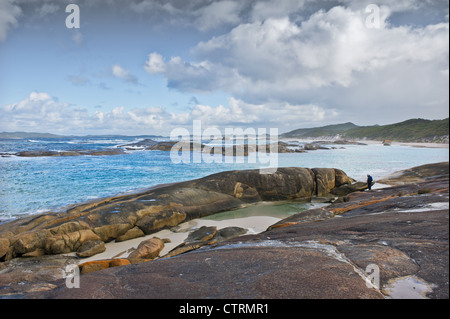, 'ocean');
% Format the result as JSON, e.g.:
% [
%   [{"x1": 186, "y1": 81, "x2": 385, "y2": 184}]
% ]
[{"x1": 0, "y1": 137, "x2": 448, "y2": 222}]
